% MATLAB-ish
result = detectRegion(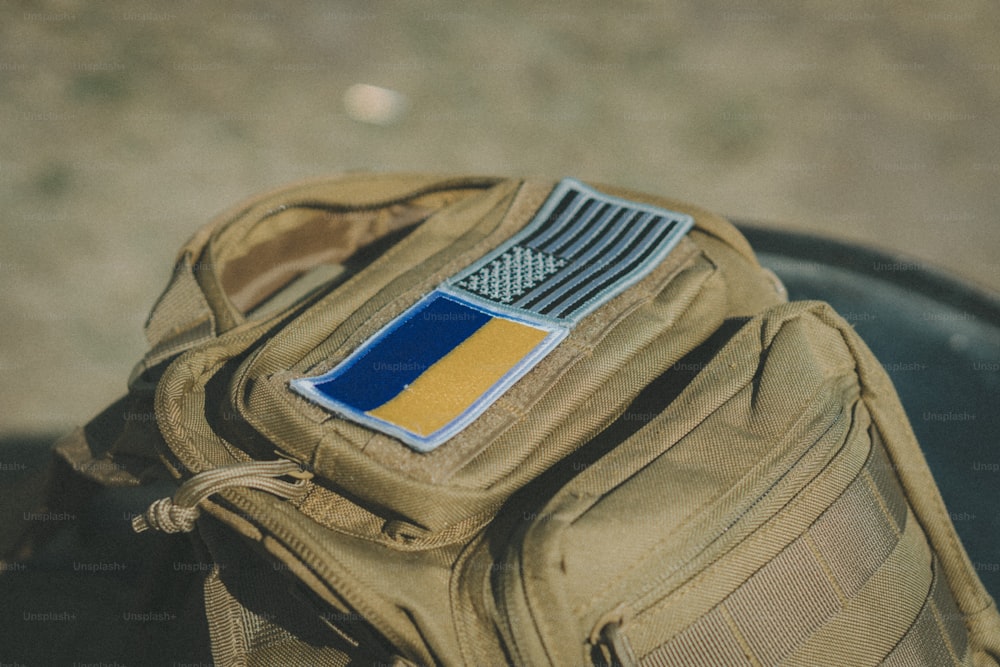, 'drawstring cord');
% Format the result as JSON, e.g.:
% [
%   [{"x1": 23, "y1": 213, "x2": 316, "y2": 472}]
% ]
[{"x1": 132, "y1": 459, "x2": 313, "y2": 534}]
